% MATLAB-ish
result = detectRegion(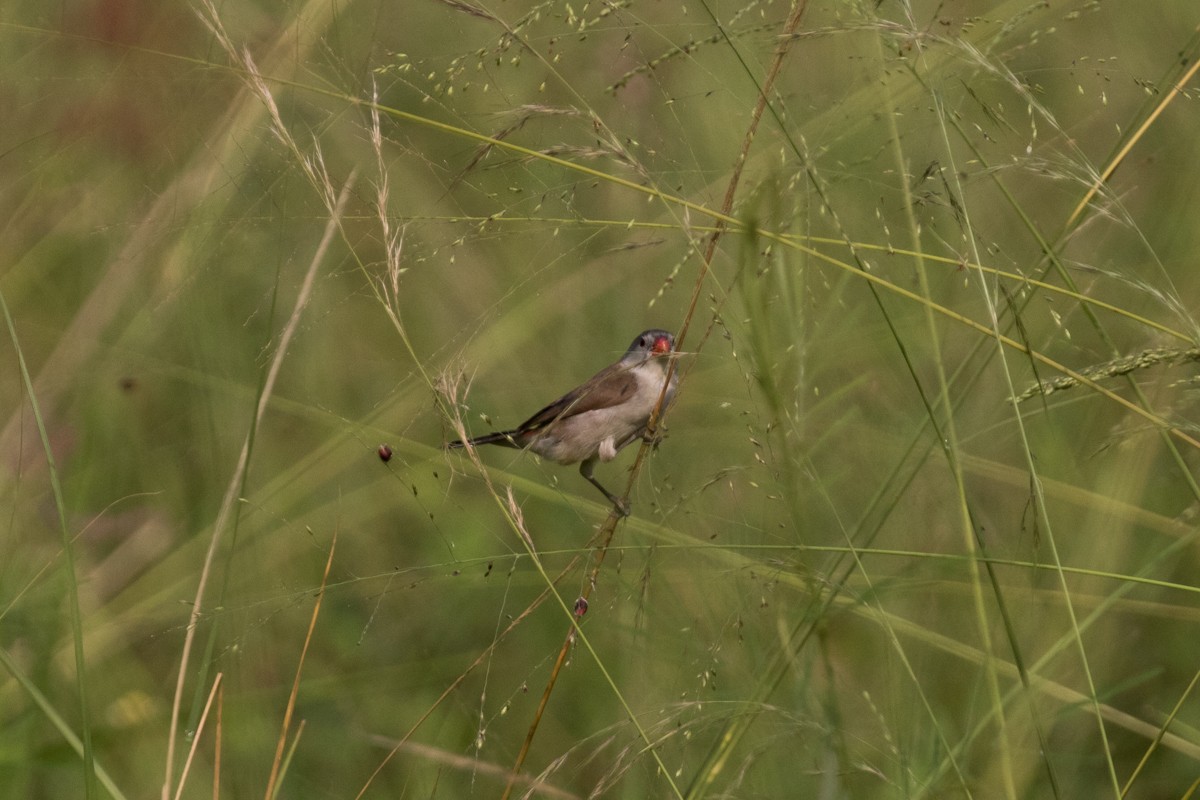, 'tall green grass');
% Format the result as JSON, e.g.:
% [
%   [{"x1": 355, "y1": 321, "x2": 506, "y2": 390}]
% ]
[{"x1": 2, "y1": 0, "x2": 1200, "y2": 797}]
